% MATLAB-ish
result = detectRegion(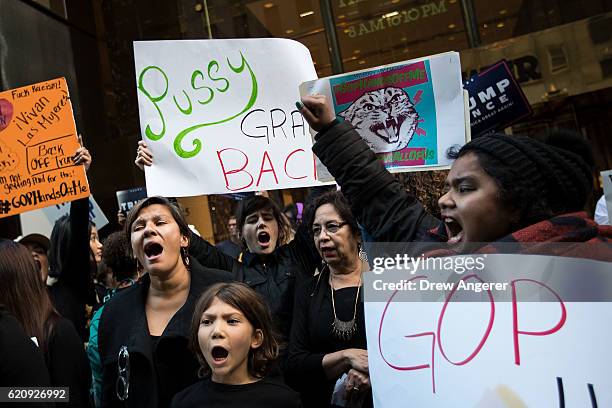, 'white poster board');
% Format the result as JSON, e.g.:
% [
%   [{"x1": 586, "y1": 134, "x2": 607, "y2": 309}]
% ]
[
  {"x1": 19, "y1": 195, "x2": 109, "y2": 237},
  {"x1": 133, "y1": 39, "x2": 326, "y2": 196},
  {"x1": 364, "y1": 254, "x2": 612, "y2": 407},
  {"x1": 300, "y1": 52, "x2": 466, "y2": 181},
  {"x1": 601, "y1": 170, "x2": 612, "y2": 224}
]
